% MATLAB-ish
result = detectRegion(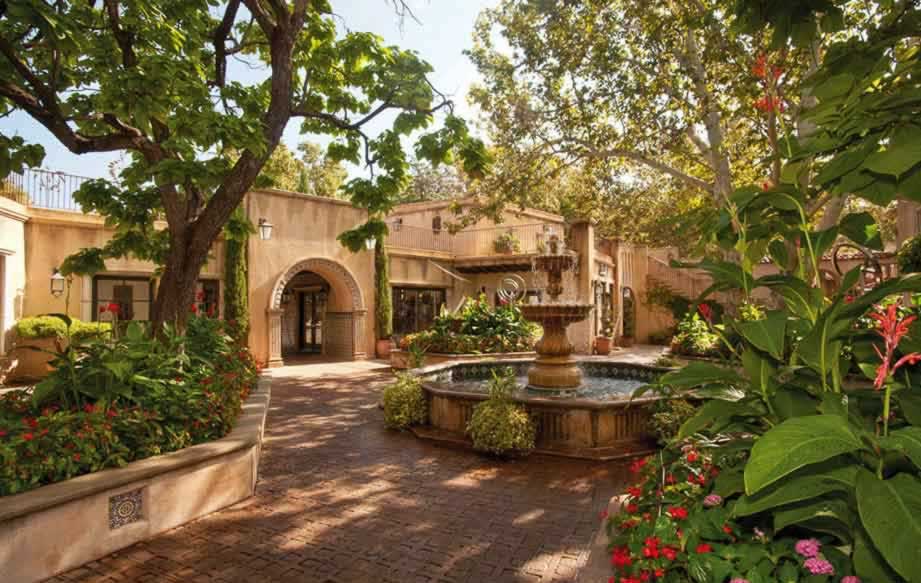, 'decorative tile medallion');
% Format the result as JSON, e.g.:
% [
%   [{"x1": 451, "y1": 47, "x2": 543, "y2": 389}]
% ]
[{"x1": 109, "y1": 488, "x2": 144, "y2": 529}]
